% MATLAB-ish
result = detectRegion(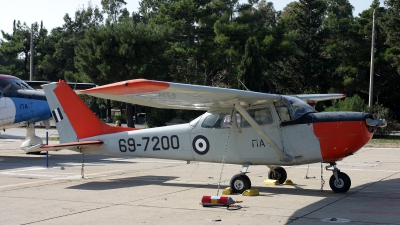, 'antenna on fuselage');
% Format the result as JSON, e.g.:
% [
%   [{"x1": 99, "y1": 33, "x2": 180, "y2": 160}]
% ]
[{"x1": 238, "y1": 80, "x2": 250, "y2": 91}]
